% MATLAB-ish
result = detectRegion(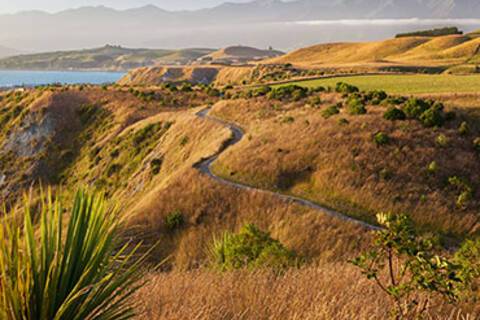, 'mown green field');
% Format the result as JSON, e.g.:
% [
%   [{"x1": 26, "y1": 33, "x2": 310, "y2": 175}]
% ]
[{"x1": 274, "y1": 74, "x2": 480, "y2": 94}]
